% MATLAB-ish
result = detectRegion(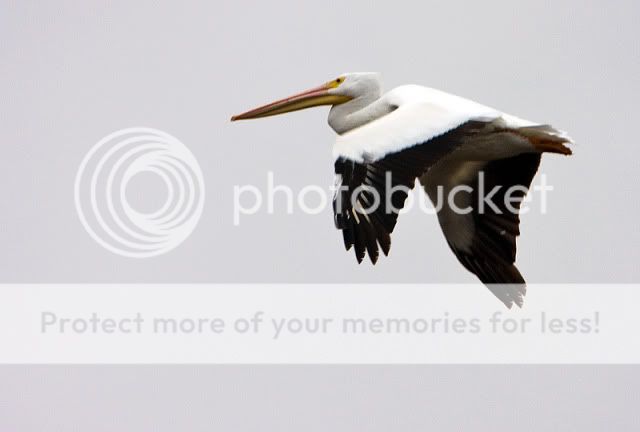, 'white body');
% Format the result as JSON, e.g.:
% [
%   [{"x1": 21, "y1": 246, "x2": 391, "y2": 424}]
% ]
[{"x1": 331, "y1": 83, "x2": 566, "y2": 162}]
